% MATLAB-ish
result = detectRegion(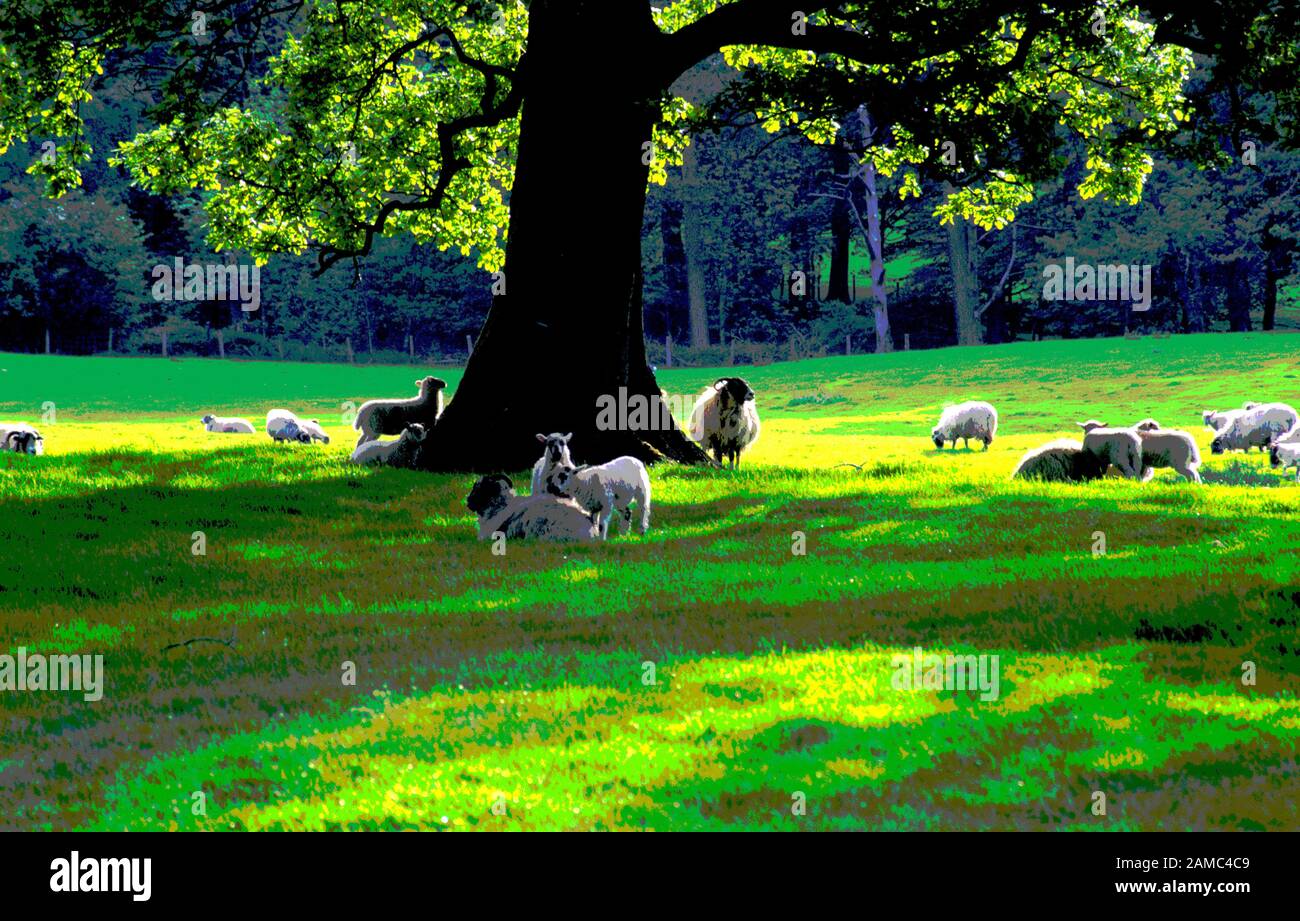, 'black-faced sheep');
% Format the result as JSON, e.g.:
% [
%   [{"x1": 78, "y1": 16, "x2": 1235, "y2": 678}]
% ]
[
  {"x1": 688, "y1": 377, "x2": 760, "y2": 468},
  {"x1": 353, "y1": 377, "x2": 447, "y2": 448},
  {"x1": 267, "y1": 409, "x2": 329, "y2": 444},
  {"x1": 0, "y1": 422, "x2": 44, "y2": 455},
  {"x1": 350, "y1": 424, "x2": 427, "y2": 467},
  {"x1": 1011, "y1": 439, "x2": 1107, "y2": 482},
  {"x1": 531, "y1": 432, "x2": 575, "y2": 494},
  {"x1": 930, "y1": 401, "x2": 997, "y2": 450},
  {"x1": 466, "y1": 474, "x2": 601, "y2": 542},
  {"x1": 201, "y1": 414, "x2": 255, "y2": 434},
  {"x1": 1210, "y1": 403, "x2": 1299, "y2": 455},
  {"x1": 543, "y1": 458, "x2": 652, "y2": 537},
  {"x1": 1270, "y1": 441, "x2": 1300, "y2": 481}
]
